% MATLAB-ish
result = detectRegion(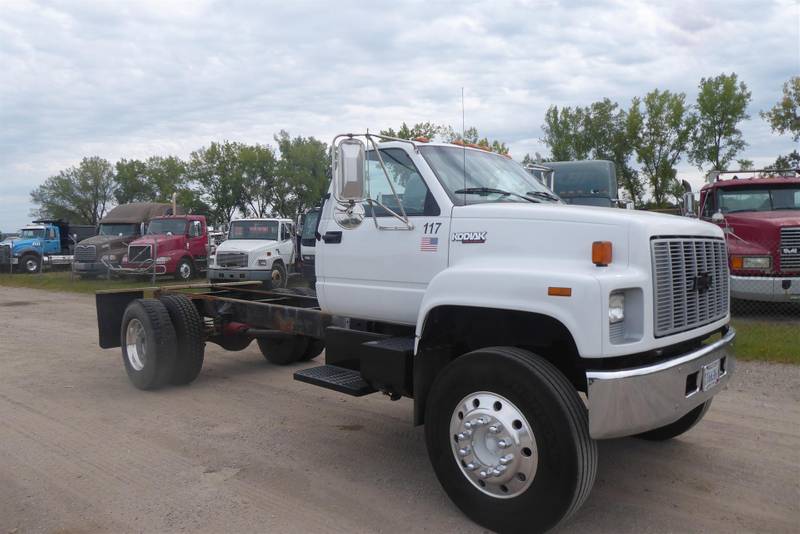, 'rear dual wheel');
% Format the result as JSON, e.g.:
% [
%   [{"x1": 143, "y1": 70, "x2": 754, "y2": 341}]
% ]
[{"x1": 120, "y1": 296, "x2": 205, "y2": 390}]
